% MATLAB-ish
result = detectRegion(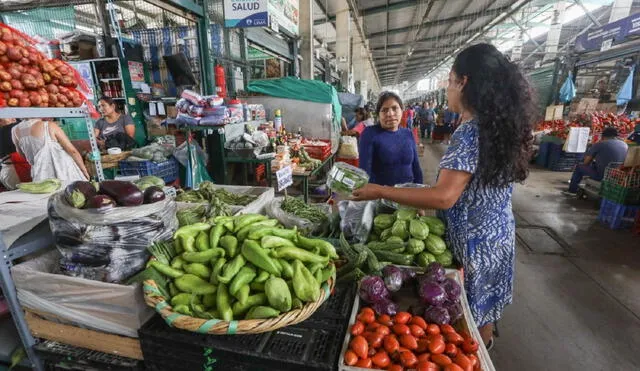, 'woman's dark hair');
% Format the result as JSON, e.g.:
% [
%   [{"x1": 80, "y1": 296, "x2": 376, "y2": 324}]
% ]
[
  {"x1": 376, "y1": 91, "x2": 404, "y2": 115},
  {"x1": 99, "y1": 96, "x2": 115, "y2": 106},
  {"x1": 355, "y1": 107, "x2": 371, "y2": 120},
  {"x1": 452, "y1": 43, "x2": 536, "y2": 187}
]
